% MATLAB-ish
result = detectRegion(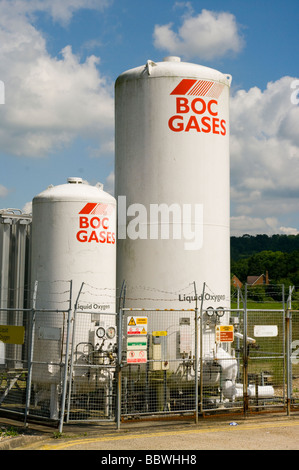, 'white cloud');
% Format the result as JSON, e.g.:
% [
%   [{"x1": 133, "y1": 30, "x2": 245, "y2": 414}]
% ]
[
  {"x1": 230, "y1": 76, "x2": 299, "y2": 235},
  {"x1": 153, "y1": 9, "x2": 244, "y2": 60},
  {"x1": 3, "y1": 0, "x2": 111, "y2": 25},
  {"x1": 230, "y1": 216, "x2": 280, "y2": 236},
  {"x1": 104, "y1": 171, "x2": 115, "y2": 195},
  {"x1": 37, "y1": 0, "x2": 111, "y2": 24},
  {"x1": 279, "y1": 226, "x2": 299, "y2": 236},
  {"x1": 231, "y1": 215, "x2": 299, "y2": 237},
  {"x1": 0, "y1": 184, "x2": 9, "y2": 198},
  {"x1": 0, "y1": 0, "x2": 114, "y2": 158},
  {"x1": 22, "y1": 201, "x2": 32, "y2": 214}
]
